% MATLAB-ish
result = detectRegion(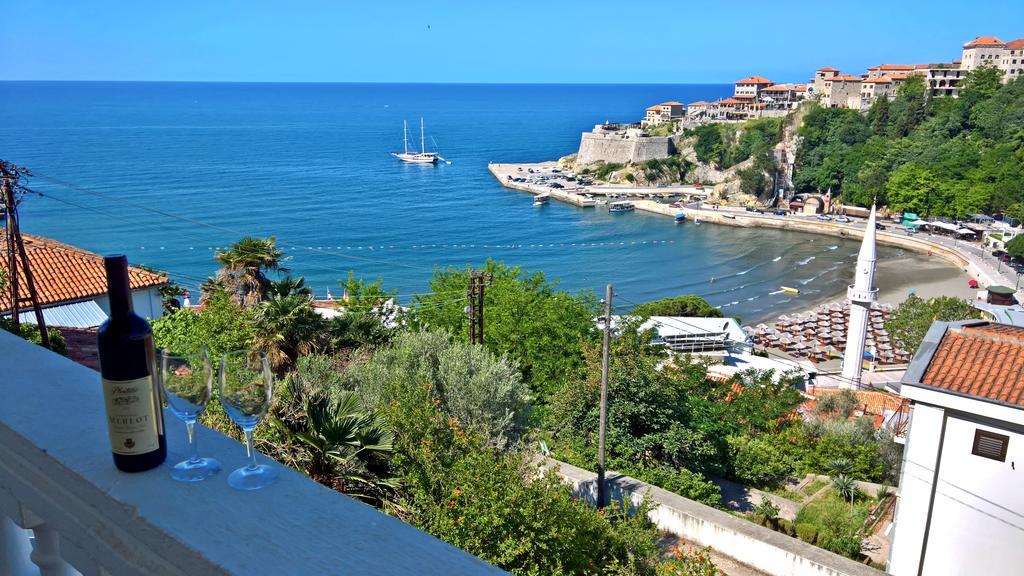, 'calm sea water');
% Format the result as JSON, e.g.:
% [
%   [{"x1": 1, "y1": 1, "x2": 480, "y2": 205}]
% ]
[{"x1": 0, "y1": 82, "x2": 899, "y2": 322}]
